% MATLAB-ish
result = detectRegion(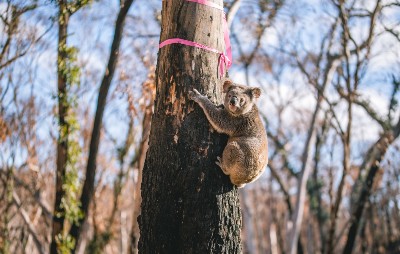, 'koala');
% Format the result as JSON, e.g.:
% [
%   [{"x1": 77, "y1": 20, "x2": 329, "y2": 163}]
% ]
[{"x1": 188, "y1": 80, "x2": 268, "y2": 188}]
